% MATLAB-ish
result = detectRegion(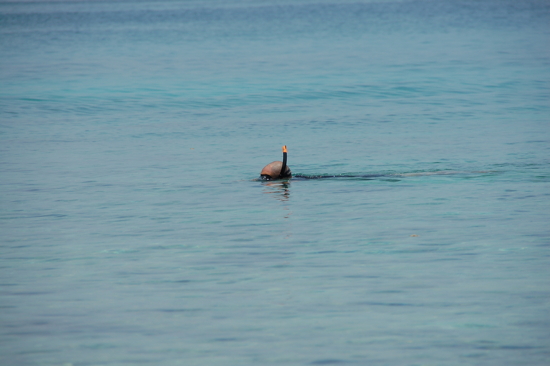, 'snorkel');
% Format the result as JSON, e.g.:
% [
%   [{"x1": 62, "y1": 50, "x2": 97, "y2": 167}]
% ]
[{"x1": 280, "y1": 145, "x2": 288, "y2": 178}]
